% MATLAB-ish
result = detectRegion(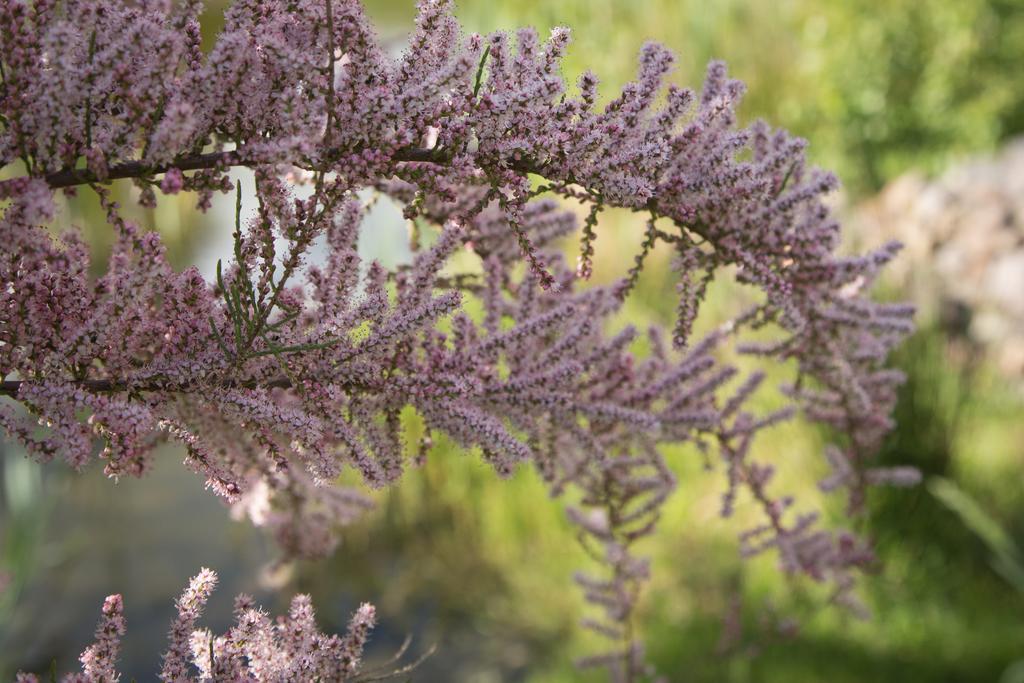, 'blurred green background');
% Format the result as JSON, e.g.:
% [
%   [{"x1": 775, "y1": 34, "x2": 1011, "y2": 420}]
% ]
[{"x1": 2, "y1": 0, "x2": 1024, "y2": 681}]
